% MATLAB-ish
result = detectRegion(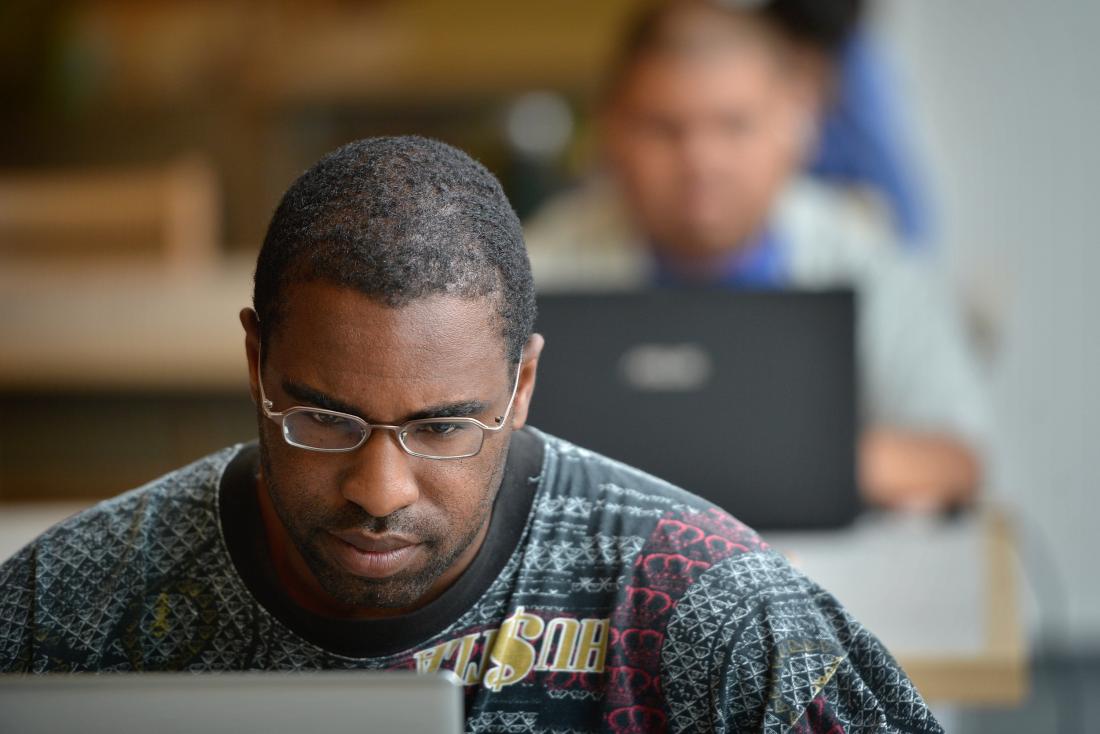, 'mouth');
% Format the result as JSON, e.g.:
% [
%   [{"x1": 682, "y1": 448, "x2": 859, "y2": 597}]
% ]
[{"x1": 327, "y1": 530, "x2": 422, "y2": 579}]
